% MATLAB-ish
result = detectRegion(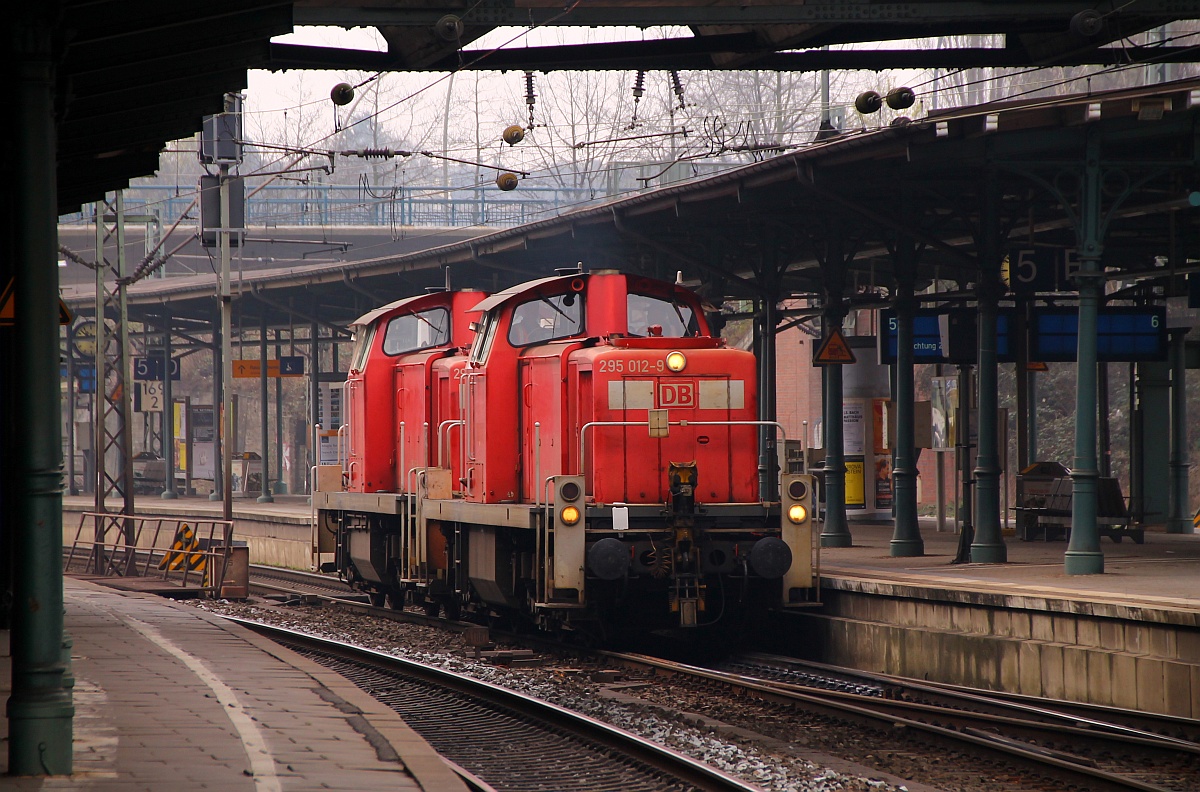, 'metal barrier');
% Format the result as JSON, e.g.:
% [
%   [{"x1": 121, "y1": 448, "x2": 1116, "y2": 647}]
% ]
[{"x1": 64, "y1": 511, "x2": 235, "y2": 594}]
